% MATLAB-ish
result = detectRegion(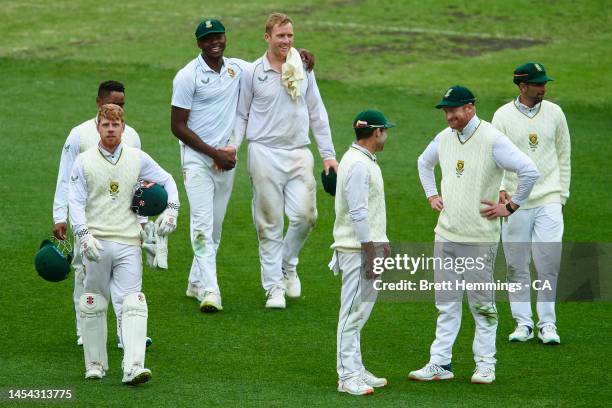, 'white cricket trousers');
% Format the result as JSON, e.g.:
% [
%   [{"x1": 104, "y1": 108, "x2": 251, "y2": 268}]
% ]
[
  {"x1": 429, "y1": 237, "x2": 498, "y2": 369},
  {"x1": 82, "y1": 240, "x2": 143, "y2": 336},
  {"x1": 182, "y1": 145, "x2": 235, "y2": 293},
  {"x1": 335, "y1": 252, "x2": 378, "y2": 381},
  {"x1": 72, "y1": 240, "x2": 122, "y2": 337},
  {"x1": 502, "y1": 202, "x2": 564, "y2": 329},
  {"x1": 248, "y1": 142, "x2": 317, "y2": 291}
]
